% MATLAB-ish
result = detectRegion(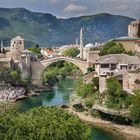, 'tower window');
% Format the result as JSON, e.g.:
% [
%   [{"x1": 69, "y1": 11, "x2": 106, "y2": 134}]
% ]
[
  {"x1": 134, "y1": 66, "x2": 137, "y2": 69},
  {"x1": 20, "y1": 41, "x2": 21, "y2": 44}
]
